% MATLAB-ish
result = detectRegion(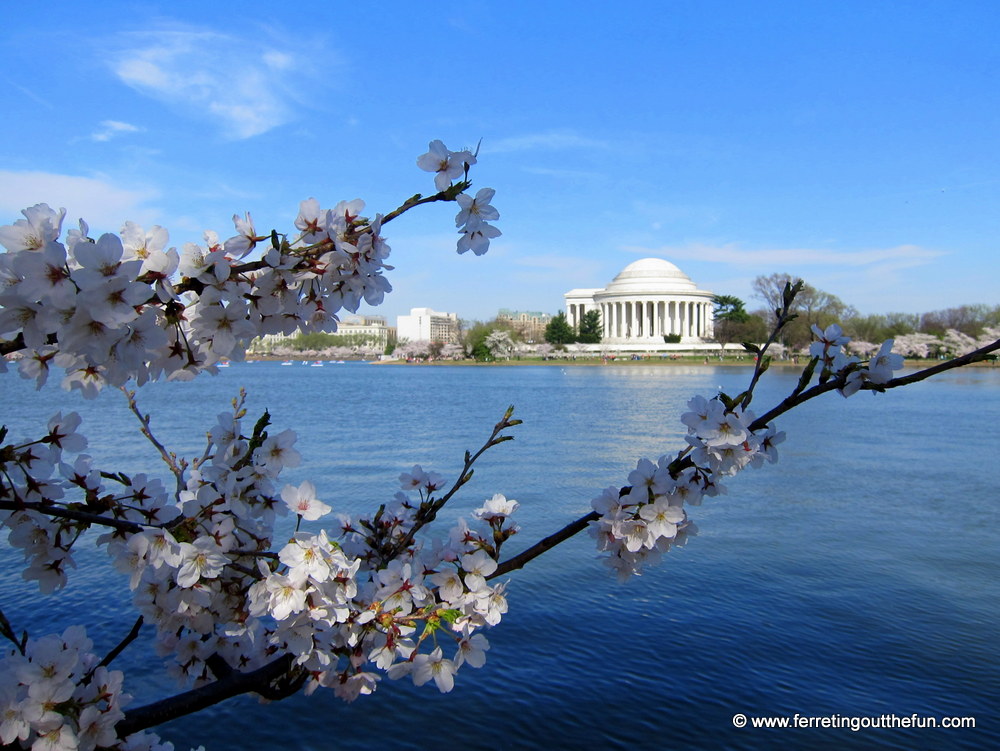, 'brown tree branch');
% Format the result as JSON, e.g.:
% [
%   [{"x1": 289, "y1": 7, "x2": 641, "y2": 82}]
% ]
[
  {"x1": 116, "y1": 654, "x2": 298, "y2": 739},
  {"x1": 0, "y1": 501, "x2": 145, "y2": 534},
  {"x1": 490, "y1": 511, "x2": 599, "y2": 578}
]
